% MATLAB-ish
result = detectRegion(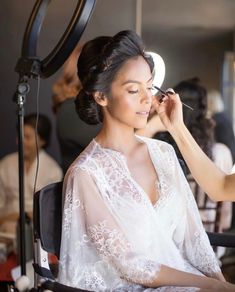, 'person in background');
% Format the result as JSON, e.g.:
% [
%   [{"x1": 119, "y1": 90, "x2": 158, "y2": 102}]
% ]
[
  {"x1": 207, "y1": 89, "x2": 235, "y2": 230},
  {"x1": 52, "y1": 45, "x2": 101, "y2": 173},
  {"x1": 58, "y1": 30, "x2": 235, "y2": 291},
  {"x1": 207, "y1": 89, "x2": 235, "y2": 164},
  {"x1": 0, "y1": 113, "x2": 63, "y2": 234}
]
